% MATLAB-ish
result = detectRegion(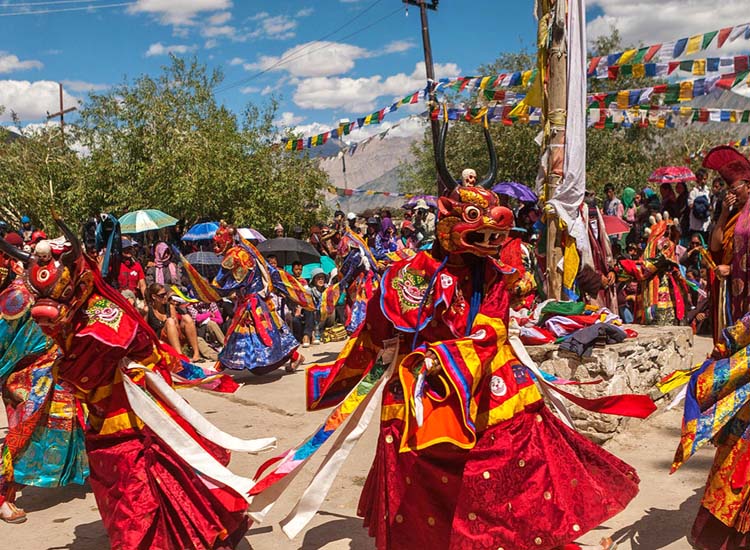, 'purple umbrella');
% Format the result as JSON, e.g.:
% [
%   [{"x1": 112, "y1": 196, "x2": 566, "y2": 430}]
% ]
[
  {"x1": 492, "y1": 182, "x2": 538, "y2": 203},
  {"x1": 401, "y1": 194, "x2": 438, "y2": 210}
]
